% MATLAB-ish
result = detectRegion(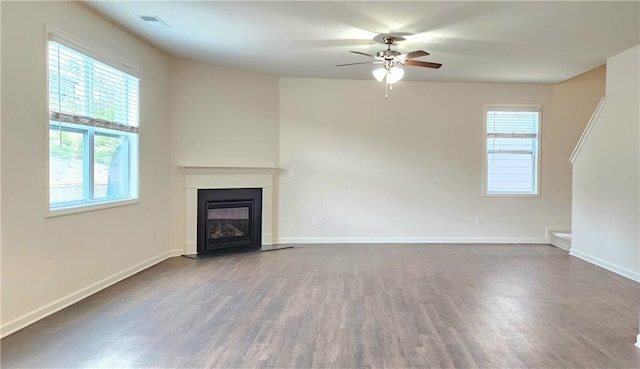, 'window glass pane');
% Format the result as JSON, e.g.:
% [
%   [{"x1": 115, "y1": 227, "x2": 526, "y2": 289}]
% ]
[
  {"x1": 485, "y1": 107, "x2": 540, "y2": 195},
  {"x1": 487, "y1": 152, "x2": 535, "y2": 193},
  {"x1": 488, "y1": 137, "x2": 535, "y2": 150},
  {"x1": 49, "y1": 128, "x2": 85, "y2": 204},
  {"x1": 94, "y1": 133, "x2": 127, "y2": 199},
  {"x1": 49, "y1": 42, "x2": 139, "y2": 128},
  {"x1": 48, "y1": 43, "x2": 86, "y2": 115},
  {"x1": 92, "y1": 63, "x2": 126, "y2": 123},
  {"x1": 487, "y1": 111, "x2": 539, "y2": 134},
  {"x1": 48, "y1": 35, "x2": 139, "y2": 211}
]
